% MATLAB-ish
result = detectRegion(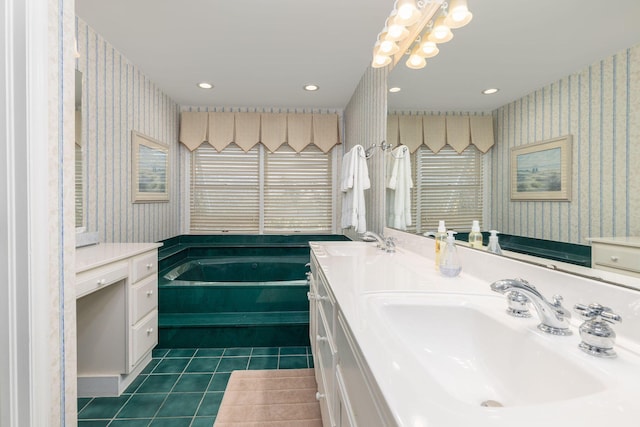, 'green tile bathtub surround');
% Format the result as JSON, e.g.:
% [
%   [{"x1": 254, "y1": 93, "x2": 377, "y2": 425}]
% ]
[
  {"x1": 222, "y1": 347, "x2": 252, "y2": 357},
  {"x1": 77, "y1": 395, "x2": 130, "y2": 419},
  {"x1": 251, "y1": 347, "x2": 280, "y2": 356},
  {"x1": 195, "y1": 392, "x2": 225, "y2": 417},
  {"x1": 279, "y1": 346, "x2": 308, "y2": 355},
  {"x1": 136, "y1": 375, "x2": 180, "y2": 394},
  {"x1": 308, "y1": 355, "x2": 314, "y2": 368},
  {"x1": 116, "y1": 393, "x2": 167, "y2": 418},
  {"x1": 156, "y1": 392, "x2": 204, "y2": 417},
  {"x1": 172, "y1": 374, "x2": 213, "y2": 393}
]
